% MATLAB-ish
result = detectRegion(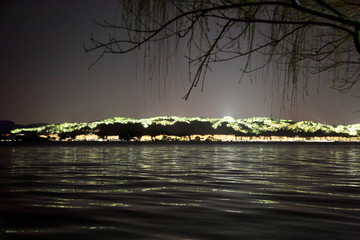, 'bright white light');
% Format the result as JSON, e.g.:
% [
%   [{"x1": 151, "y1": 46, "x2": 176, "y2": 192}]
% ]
[{"x1": 222, "y1": 116, "x2": 235, "y2": 122}]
